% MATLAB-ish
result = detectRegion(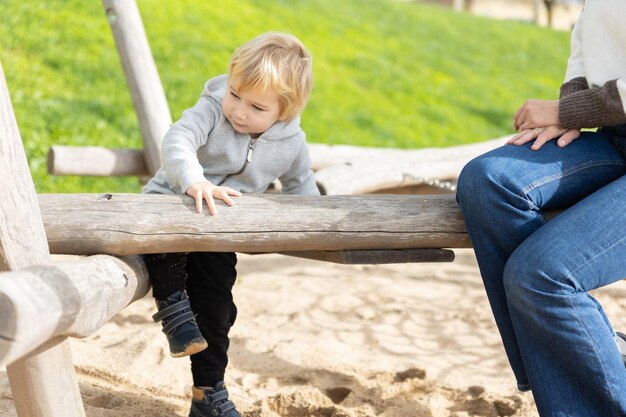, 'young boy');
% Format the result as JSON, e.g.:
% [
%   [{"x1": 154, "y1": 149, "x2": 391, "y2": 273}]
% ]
[{"x1": 142, "y1": 32, "x2": 318, "y2": 417}]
